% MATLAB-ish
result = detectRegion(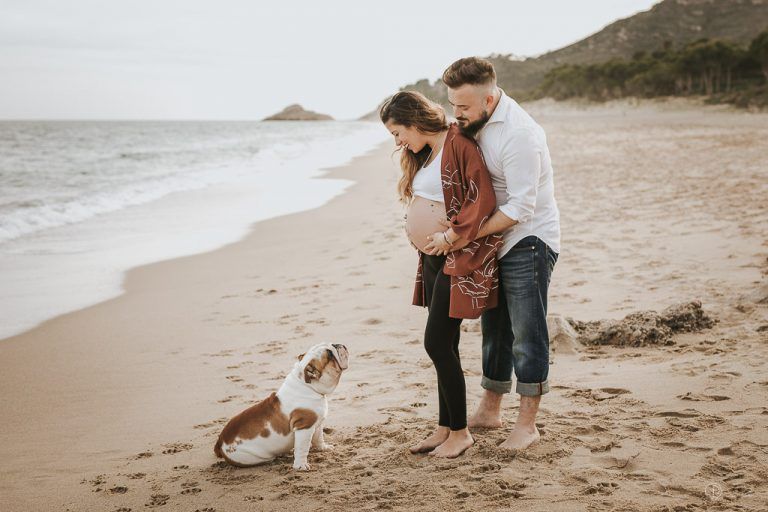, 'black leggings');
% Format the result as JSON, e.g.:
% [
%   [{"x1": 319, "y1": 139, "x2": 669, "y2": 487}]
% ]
[{"x1": 422, "y1": 254, "x2": 466, "y2": 431}]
